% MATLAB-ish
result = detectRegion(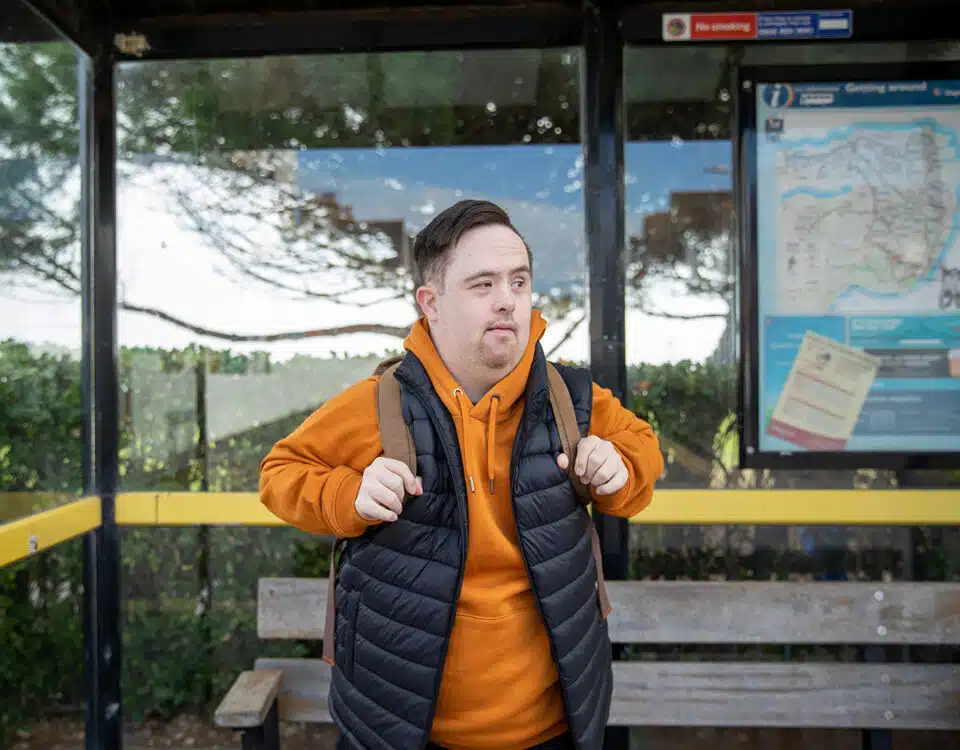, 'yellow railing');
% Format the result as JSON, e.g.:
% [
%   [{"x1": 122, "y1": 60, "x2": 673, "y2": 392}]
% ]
[
  {"x1": 3, "y1": 489, "x2": 959, "y2": 569},
  {"x1": 116, "y1": 489, "x2": 960, "y2": 526},
  {"x1": 0, "y1": 496, "x2": 101, "y2": 568}
]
